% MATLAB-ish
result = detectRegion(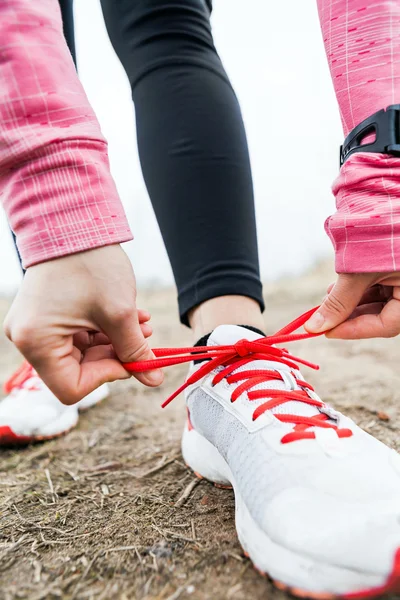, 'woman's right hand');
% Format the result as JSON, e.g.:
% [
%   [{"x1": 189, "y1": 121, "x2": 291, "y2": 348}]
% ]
[{"x1": 4, "y1": 244, "x2": 164, "y2": 404}]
